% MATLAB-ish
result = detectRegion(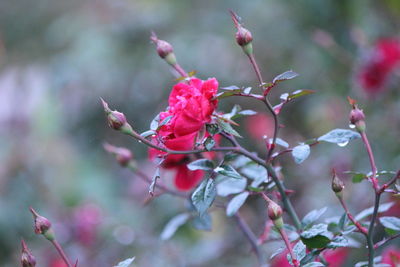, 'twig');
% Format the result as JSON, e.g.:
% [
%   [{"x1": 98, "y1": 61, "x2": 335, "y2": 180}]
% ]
[
  {"x1": 338, "y1": 197, "x2": 368, "y2": 235},
  {"x1": 233, "y1": 212, "x2": 263, "y2": 266},
  {"x1": 128, "y1": 163, "x2": 188, "y2": 198},
  {"x1": 374, "y1": 232, "x2": 400, "y2": 249},
  {"x1": 51, "y1": 240, "x2": 73, "y2": 267}
]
